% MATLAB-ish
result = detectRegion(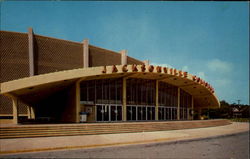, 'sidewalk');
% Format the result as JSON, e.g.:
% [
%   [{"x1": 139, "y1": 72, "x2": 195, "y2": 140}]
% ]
[{"x1": 0, "y1": 122, "x2": 249, "y2": 154}]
